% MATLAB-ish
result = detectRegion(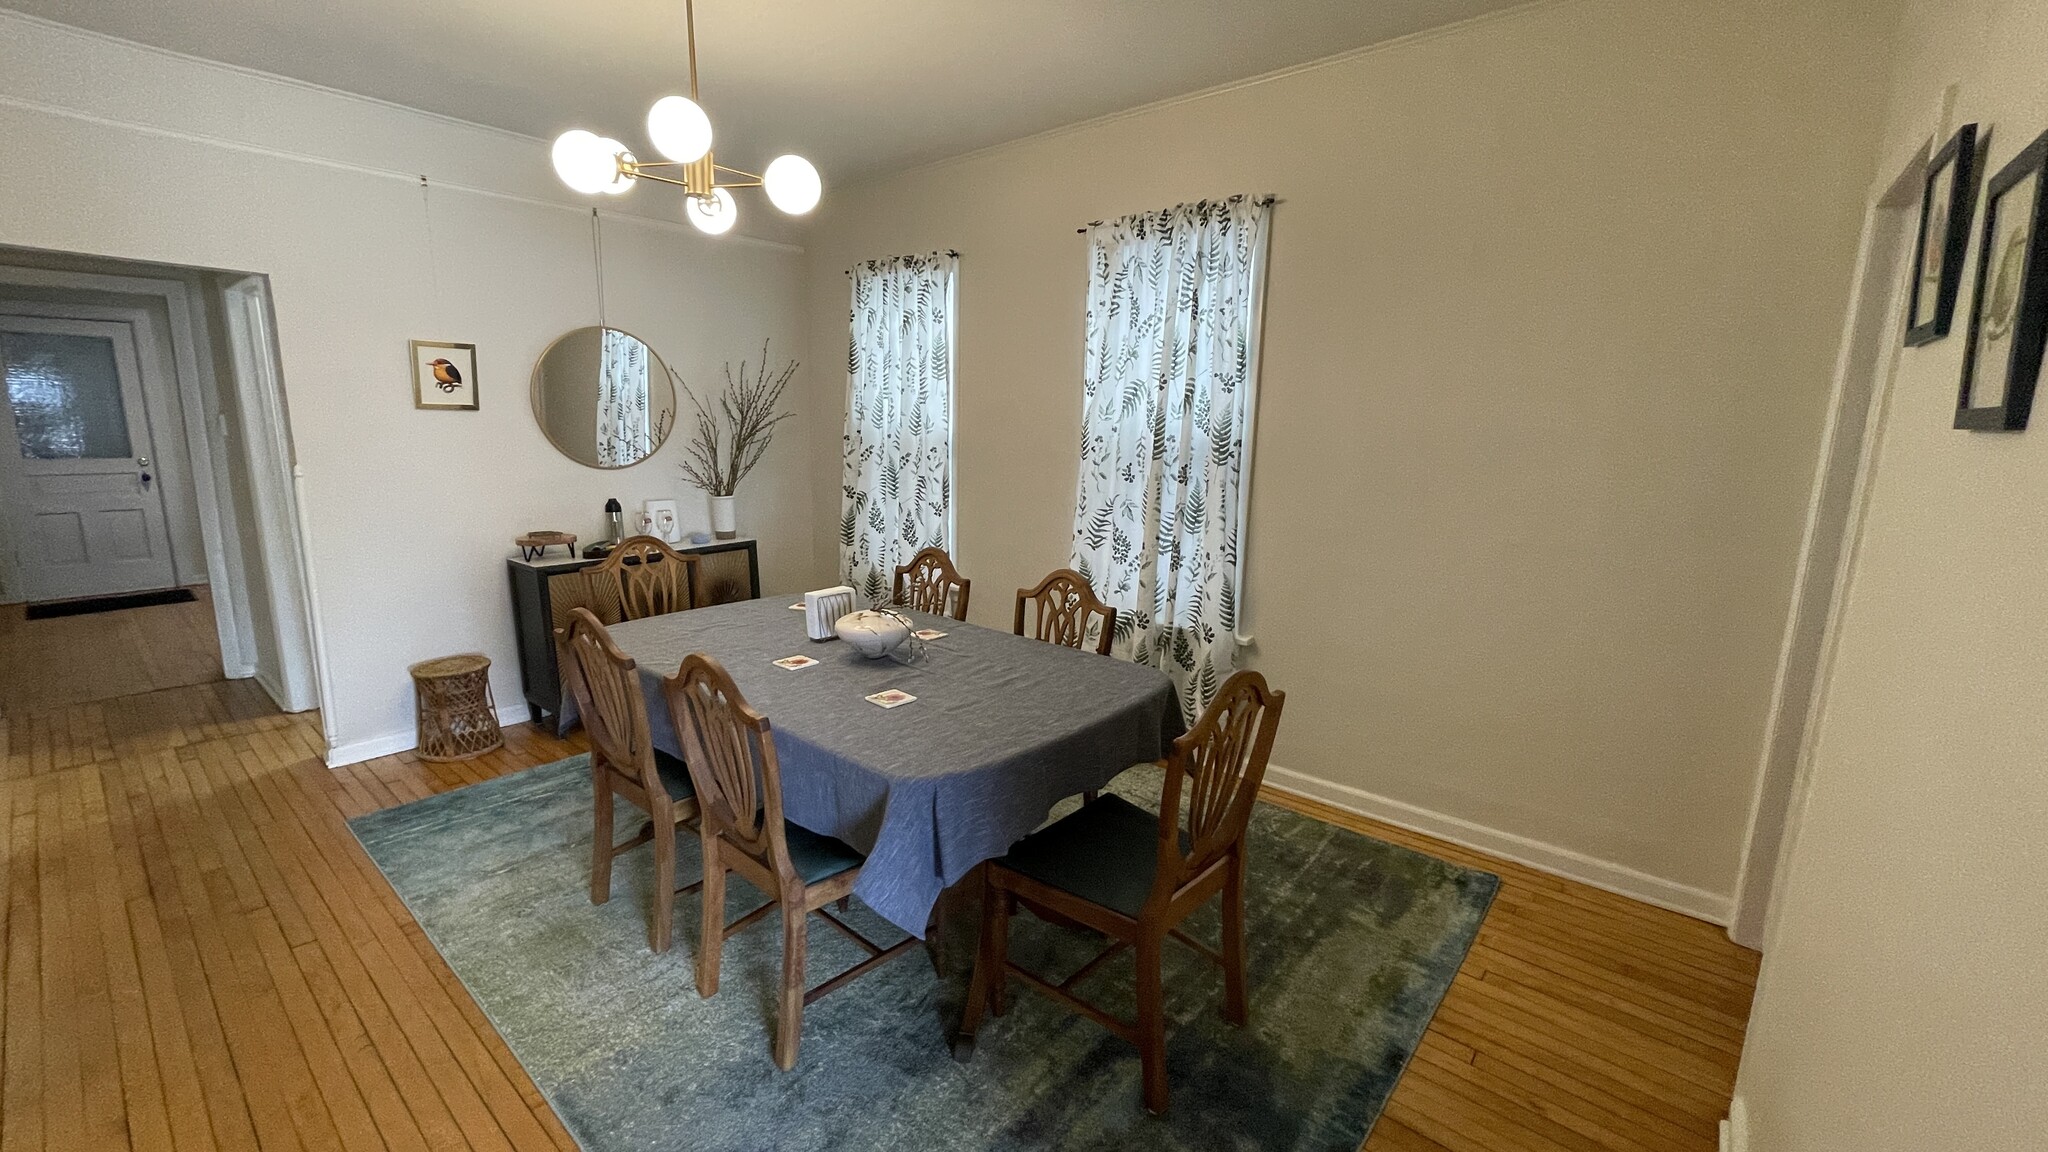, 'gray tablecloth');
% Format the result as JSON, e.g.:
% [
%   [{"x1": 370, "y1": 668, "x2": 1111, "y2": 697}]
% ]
[{"x1": 608, "y1": 598, "x2": 1182, "y2": 937}]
